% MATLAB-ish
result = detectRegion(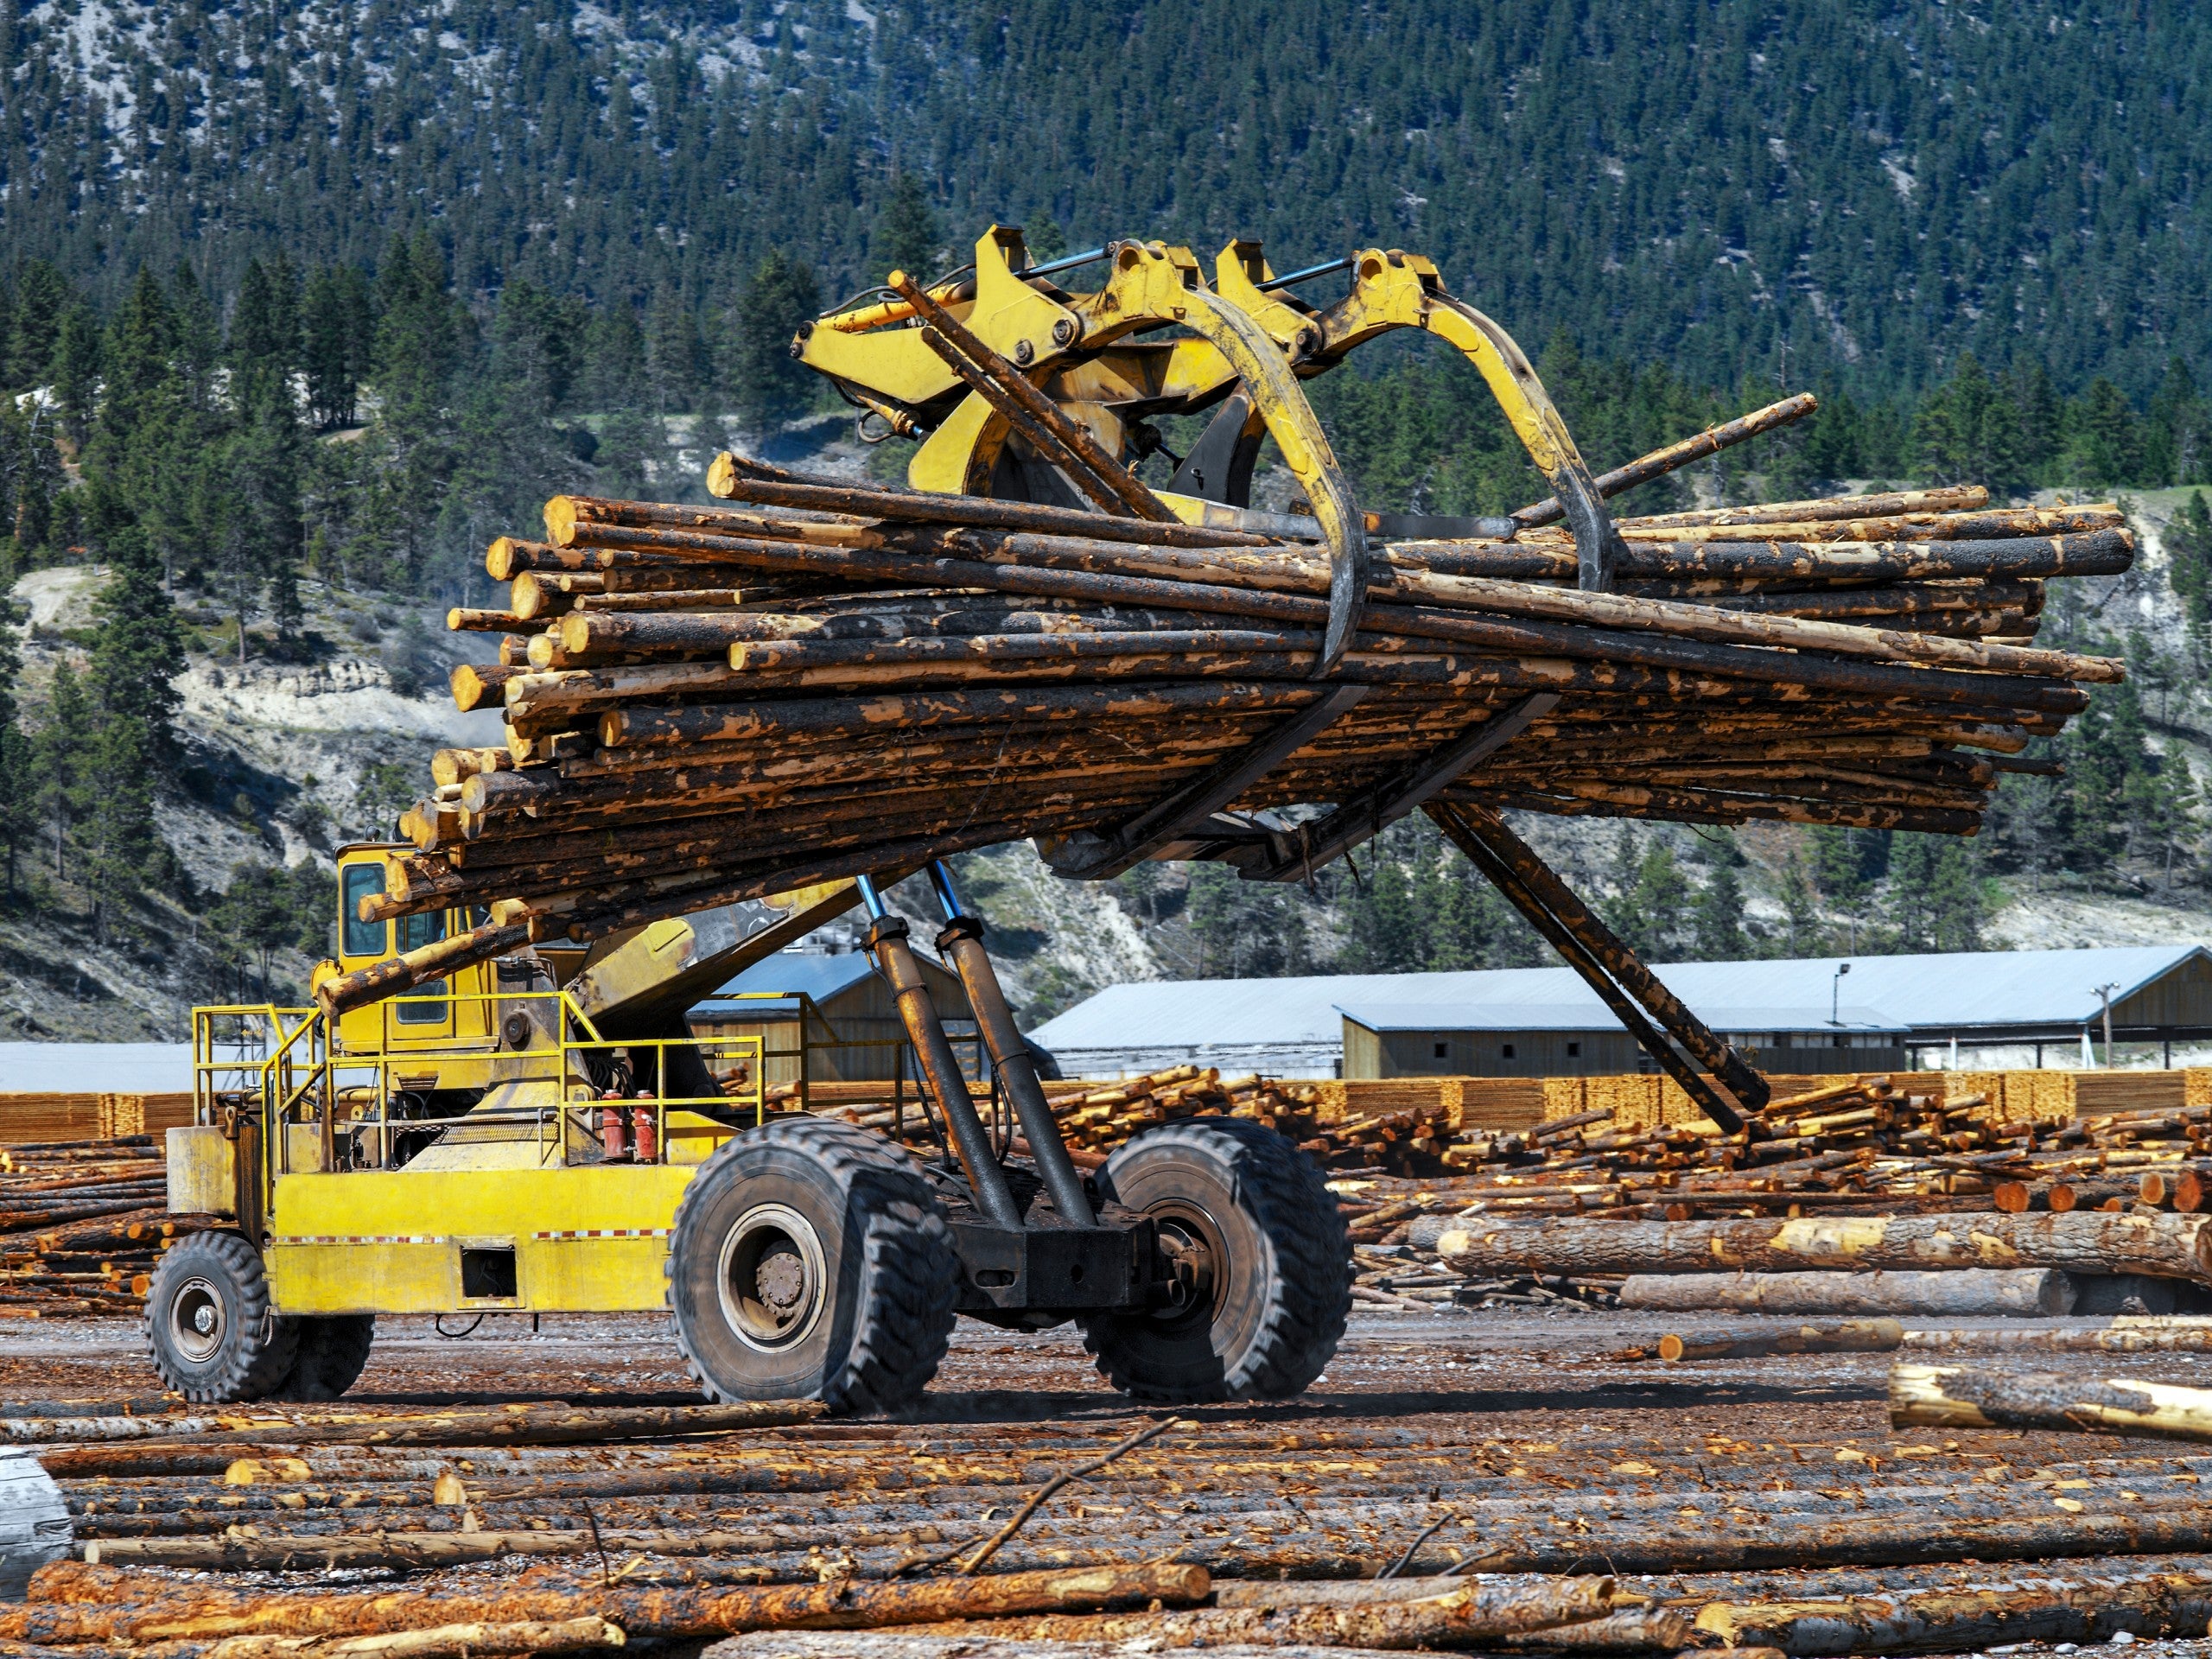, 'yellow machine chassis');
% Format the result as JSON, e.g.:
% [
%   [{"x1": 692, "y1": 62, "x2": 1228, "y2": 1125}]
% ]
[{"x1": 189, "y1": 988, "x2": 767, "y2": 1317}]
